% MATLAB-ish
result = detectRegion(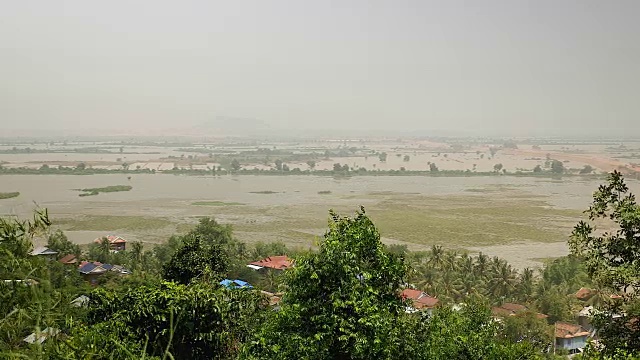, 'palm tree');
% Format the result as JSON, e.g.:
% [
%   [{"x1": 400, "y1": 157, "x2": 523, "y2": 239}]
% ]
[
  {"x1": 516, "y1": 267, "x2": 535, "y2": 302},
  {"x1": 129, "y1": 241, "x2": 144, "y2": 271},
  {"x1": 474, "y1": 252, "x2": 489, "y2": 279},
  {"x1": 429, "y1": 245, "x2": 445, "y2": 269},
  {"x1": 488, "y1": 262, "x2": 517, "y2": 301}
]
